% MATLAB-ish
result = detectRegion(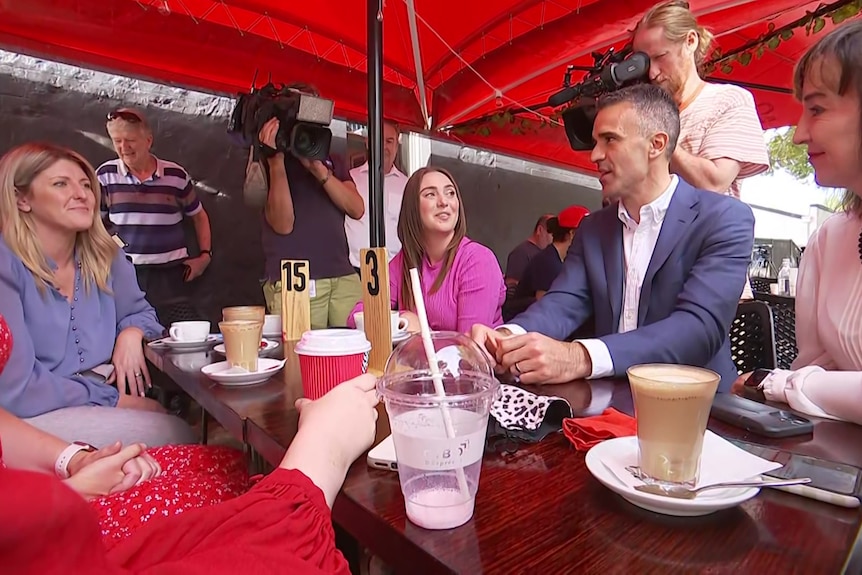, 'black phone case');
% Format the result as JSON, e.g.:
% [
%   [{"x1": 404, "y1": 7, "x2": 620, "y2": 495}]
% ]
[{"x1": 710, "y1": 393, "x2": 814, "y2": 438}]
